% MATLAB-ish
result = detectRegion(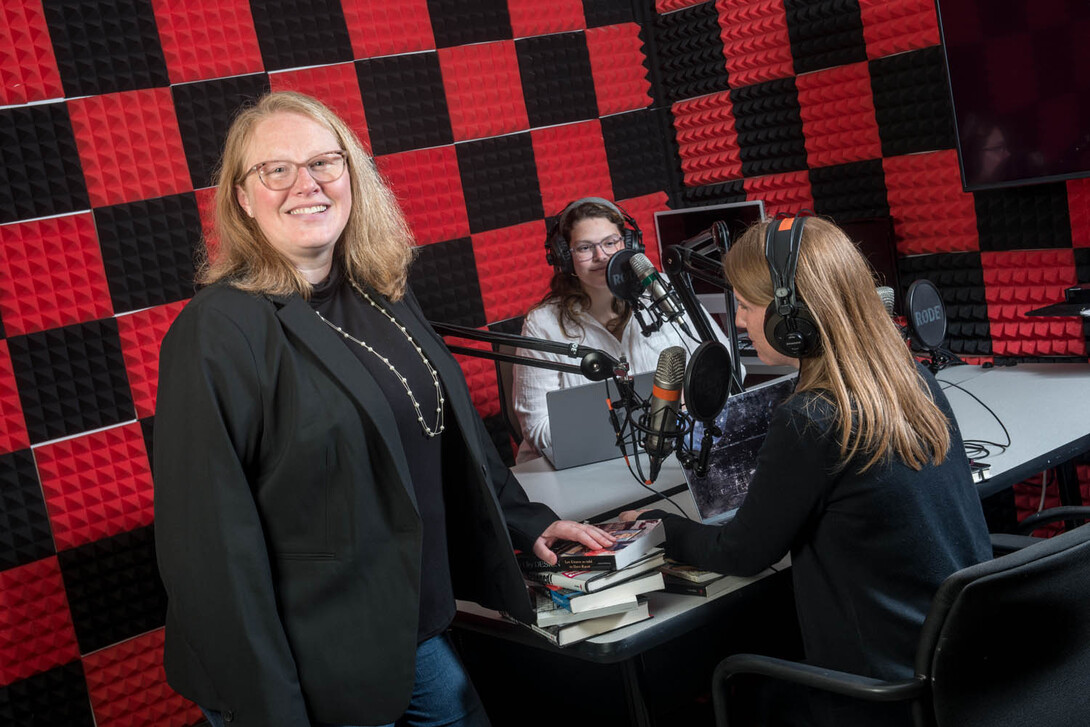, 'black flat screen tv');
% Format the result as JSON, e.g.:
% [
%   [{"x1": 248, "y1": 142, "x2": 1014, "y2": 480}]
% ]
[{"x1": 936, "y1": 0, "x2": 1090, "y2": 191}]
